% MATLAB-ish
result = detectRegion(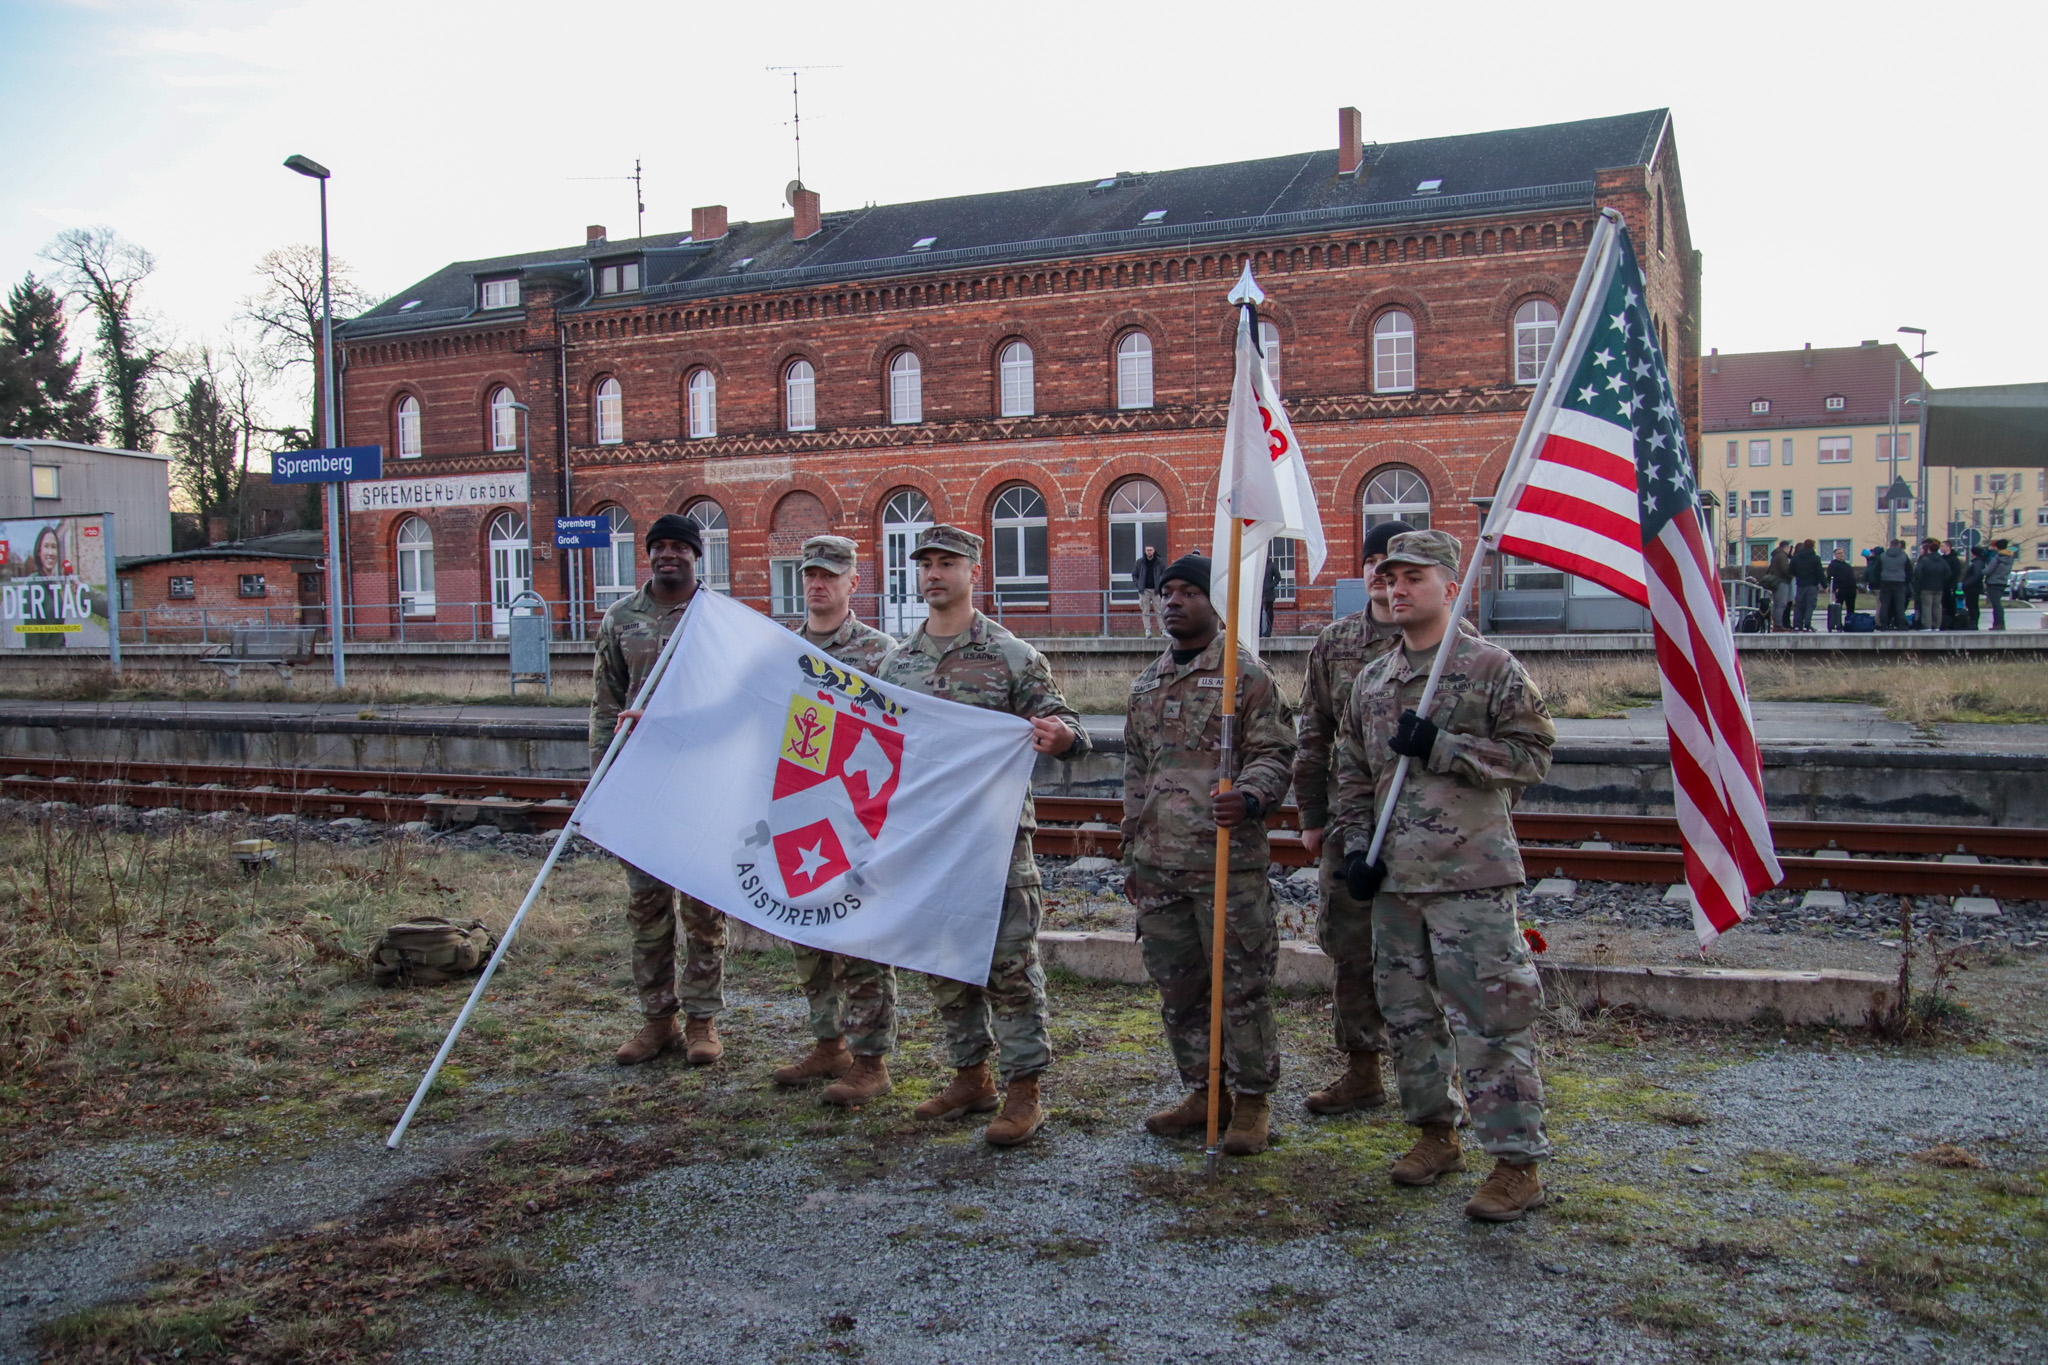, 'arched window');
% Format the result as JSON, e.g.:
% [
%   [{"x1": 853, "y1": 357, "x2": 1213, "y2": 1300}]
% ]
[
  {"x1": 1372, "y1": 311, "x2": 1415, "y2": 394},
  {"x1": 1513, "y1": 299, "x2": 1559, "y2": 384},
  {"x1": 1360, "y1": 466, "x2": 1432, "y2": 534},
  {"x1": 489, "y1": 386, "x2": 518, "y2": 452},
  {"x1": 594, "y1": 376, "x2": 624, "y2": 444},
  {"x1": 881, "y1": 489, "x2": 934, "y2": 634},
  {"x1": 396, "y1": 517, "x2": 434, "y2": 616},
  {"x1": 785, "y1": 359, "x2": 816, "y2": 432},
  {"x1": 684, "y1": 499, "x2": 730, "y2": 594},
  {"x1": 591, "y1": 506, "x2": 636, "y2": 609},
  {"x1": 889, "y1": 351, "x2": 923, "y2": 424},
  {"x1": 998, "y1": 341, "x2": 1034, "y2": 417},
  {"x1": 686, "y1": 370, "x2": 717, "y2": 439},
  {"x1": 1116, "y1": 332, "x2": 1153, "y2": 409},
  {"x1": 1258, "y1": 320, "x2": 1282, "y2": 394},
  {"x1": 486, "y1": 511, "x2": 530, "y2": 638},
  {"x1": 991, "y1": 484, "x2": 1048, "y2": 604},
  {"x1": 1107, "y1": 479, "x2": 1167, "y2": 602},
  {"x1": 396, "y1": 395, "x2": 421, "y2": 459}
]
